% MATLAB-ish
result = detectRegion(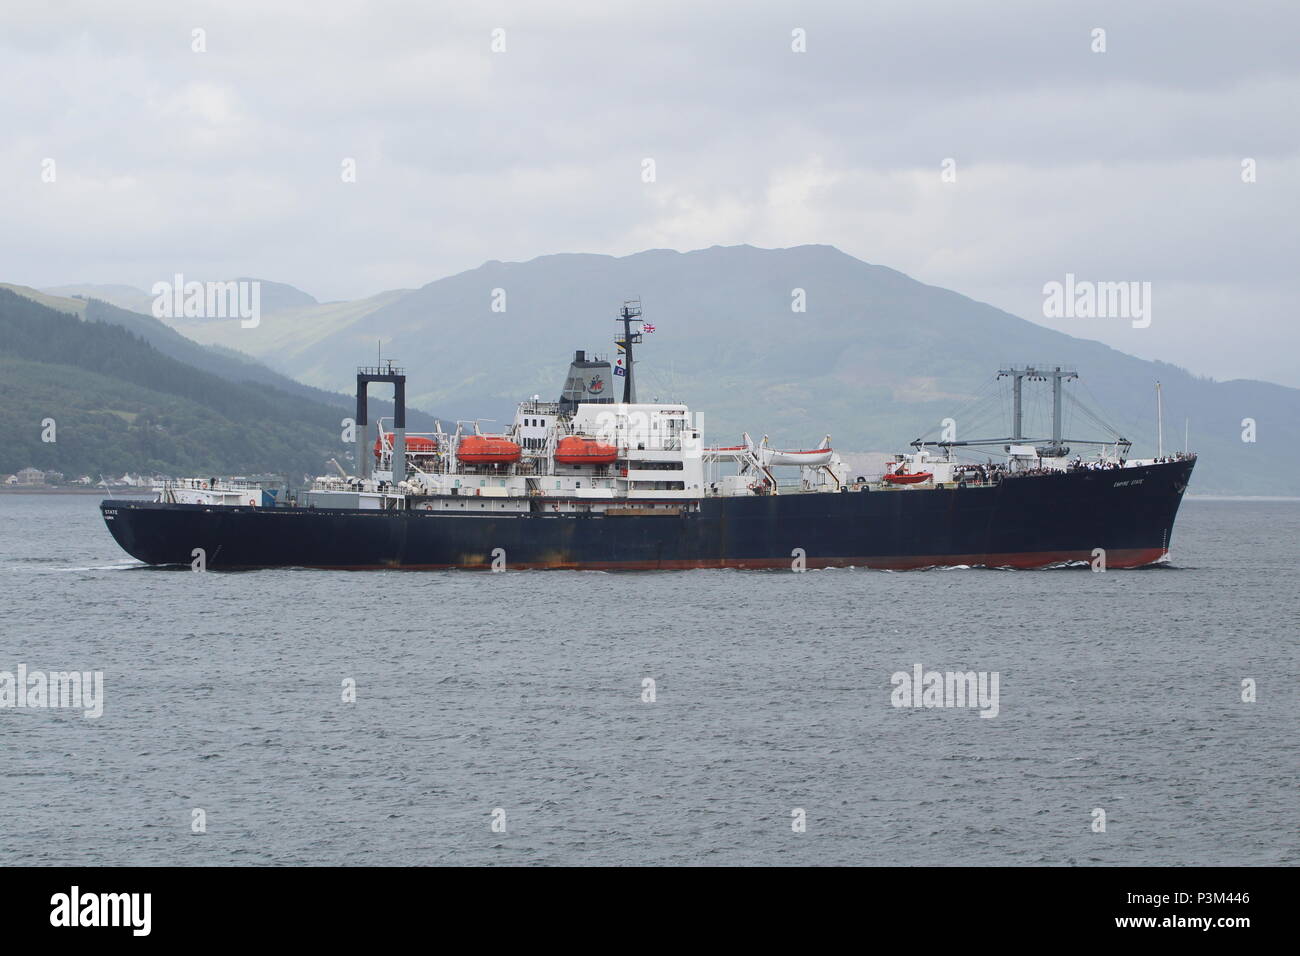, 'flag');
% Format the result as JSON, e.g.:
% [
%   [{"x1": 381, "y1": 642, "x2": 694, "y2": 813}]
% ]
[
  {"x1": 614, "y1": 365, "x2": 626, "y2": 376},
  {"x1": 642, "y1": 323, "x2": 656, "y2": 333}
]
